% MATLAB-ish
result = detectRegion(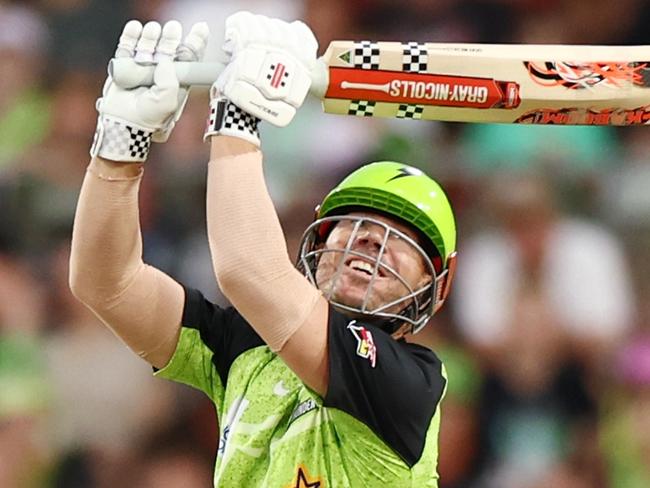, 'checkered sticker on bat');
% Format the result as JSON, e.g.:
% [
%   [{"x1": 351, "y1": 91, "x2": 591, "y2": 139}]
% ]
[
  {"x1": 353, "y1": 41, "x2": 380, "y2": 70},
  {"x1": 402, "y1": 42, "x2": 428, "y2": 72},
  {"x1": 348, "y1": 100, "x2": 376, "y2": 116},
  {"x1": 396, "y1": 104, "x2": 425, "y2": 119}
]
